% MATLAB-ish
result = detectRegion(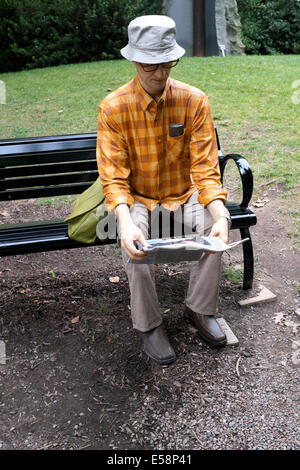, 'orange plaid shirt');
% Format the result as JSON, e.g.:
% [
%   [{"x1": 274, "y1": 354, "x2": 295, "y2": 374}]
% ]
[{"x1": 96, "y1": 75, "x2": 227, "y2": 212}]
